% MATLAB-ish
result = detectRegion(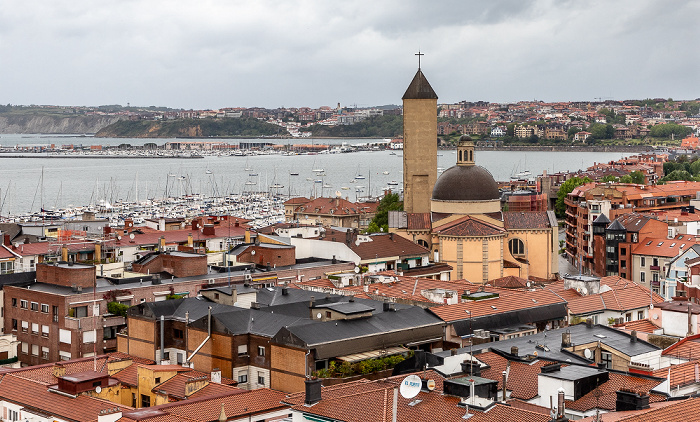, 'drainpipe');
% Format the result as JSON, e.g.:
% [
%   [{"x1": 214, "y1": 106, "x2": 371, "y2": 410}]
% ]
[
  {"x1": 187, "y1": 306, "x2": 212, "y2": 363},
  {"x1": 160, "y1": 315, "x2": 165, "y2": 363}
]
